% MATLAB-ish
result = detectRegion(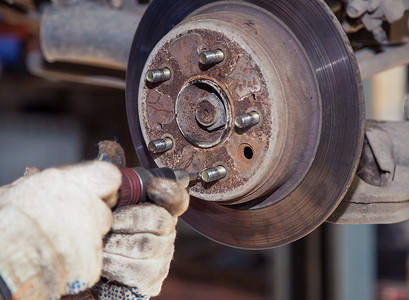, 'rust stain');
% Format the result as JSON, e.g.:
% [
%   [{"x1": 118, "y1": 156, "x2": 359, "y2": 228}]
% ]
[
  {"x1": 146, "y1": 89, "x2": 174, "y2": 128},
  {"x1": 140, "y1": 26, "x2": 280, "y2": 202},
  {"x1": 227, "y1": 55, "x2": 262, "y2": 100}
]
